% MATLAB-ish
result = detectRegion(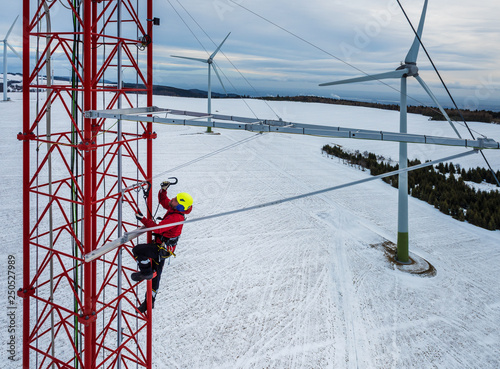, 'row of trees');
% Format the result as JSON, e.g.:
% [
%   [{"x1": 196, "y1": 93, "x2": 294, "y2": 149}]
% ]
[
  {"x1": 260, "y1": 95, "x2": 500, "y2": 123},
  {"x1": 434, "y1": 162, "x2": 500, "y2": 186},
  {"x1": 322, "y1": 144, "x2": 500, "y2": 231}
]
